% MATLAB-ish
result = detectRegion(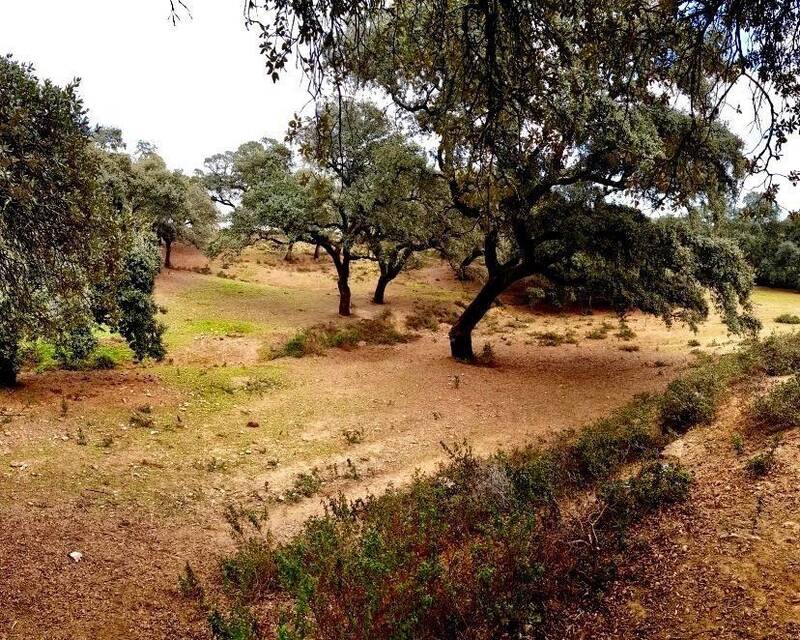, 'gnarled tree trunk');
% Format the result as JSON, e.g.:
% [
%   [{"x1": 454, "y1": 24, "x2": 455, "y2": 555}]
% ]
[
  {"x1": 336, "y1": 254, "x2": 352, "y2": 316},
  {"x1": 0, "y1": 333, "x2": 19, "y2": 388},
  {"x1": 449, "y1": 263, "x2": 529, "y2": 360}
]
